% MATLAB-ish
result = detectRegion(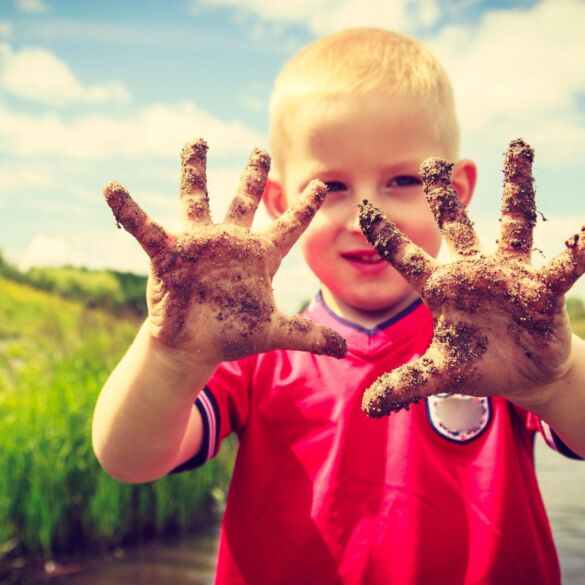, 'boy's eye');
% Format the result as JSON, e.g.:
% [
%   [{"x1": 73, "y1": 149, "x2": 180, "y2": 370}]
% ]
[
  {"x1": 388, "y1": 176, "x2": 421, "y2": 187},
  {"x1": 324, "y1": 181, "x2": 347, "y2": 193}
]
